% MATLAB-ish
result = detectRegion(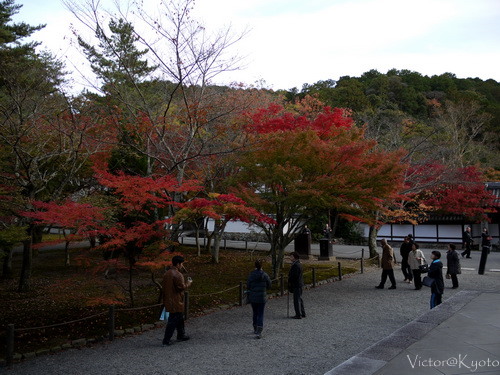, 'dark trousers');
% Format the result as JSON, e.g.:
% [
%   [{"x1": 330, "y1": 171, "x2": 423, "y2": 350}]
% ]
[
  {"x1": 461, "y1": 243, "x2": 472, "y2": 258},
  {"x1": 162, "y1": 312, "x2": 185, "y2": 344},
  {"x1": 379, "y1": 269, "x2": 396, "y2": 287},
  {"x1": 450, "y1": 274, "x2": 459, "y2": 288},
  {"x1": 412, "y1": 269, "x2": 422, "y2": 289},
  {"x1": 251, "y1": 302, "x2": 266, "y2": 328},
  {"x1": 430, "y1": 293, "x2": 442, "y2": 309},
  {"x1": 292, "y1": 287, "x2": 305, "y2": 317},
  {"x1": 401, "y1": 259, "x2": 412, "y2": 281}
]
